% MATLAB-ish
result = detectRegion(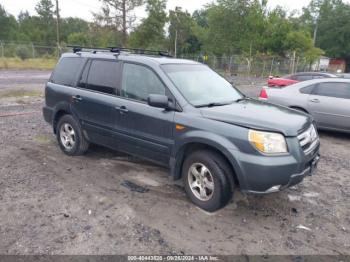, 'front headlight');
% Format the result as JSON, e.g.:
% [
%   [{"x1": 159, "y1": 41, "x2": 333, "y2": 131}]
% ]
[{"x1": 248, "y1": 130, "x2": 288, "y2": 154}]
